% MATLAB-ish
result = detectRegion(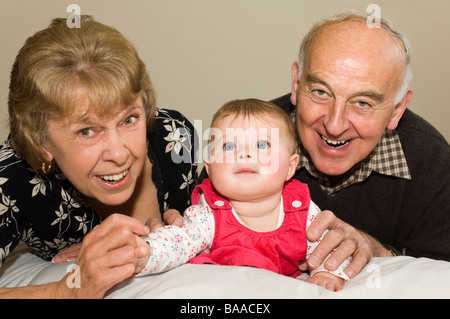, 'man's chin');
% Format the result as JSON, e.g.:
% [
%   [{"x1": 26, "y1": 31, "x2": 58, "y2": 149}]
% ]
[{"x1": 313, "y1": 160, "x2": 356, "y2": 177}]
